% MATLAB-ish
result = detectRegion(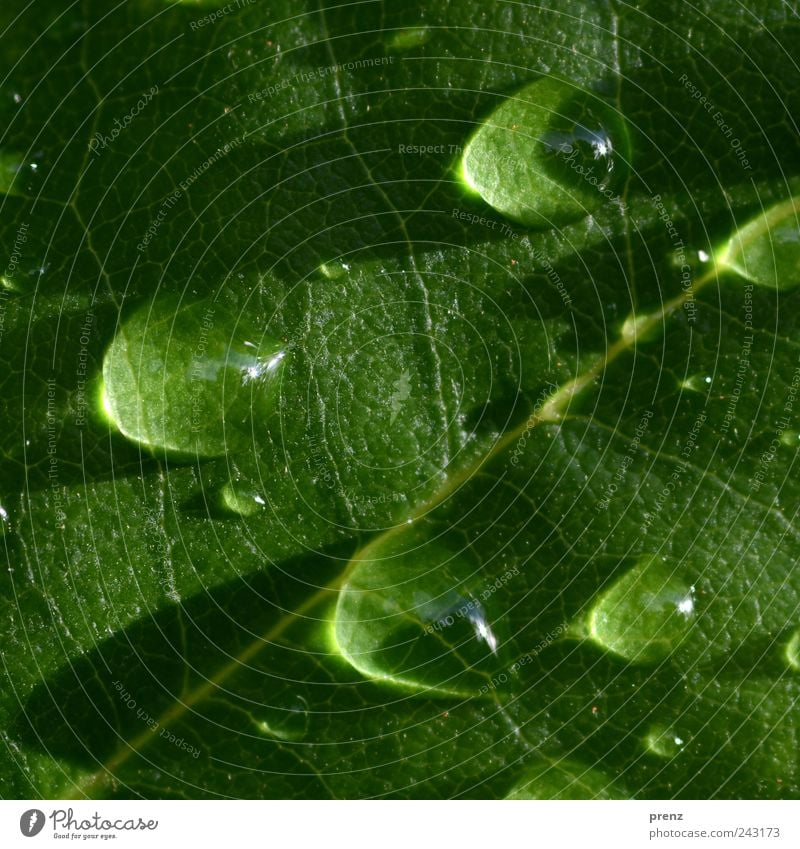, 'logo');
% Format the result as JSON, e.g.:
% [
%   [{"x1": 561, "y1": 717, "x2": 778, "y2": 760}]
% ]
[{"x1": 19, "y1": 810, "x2": 45, "y2": 837}]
